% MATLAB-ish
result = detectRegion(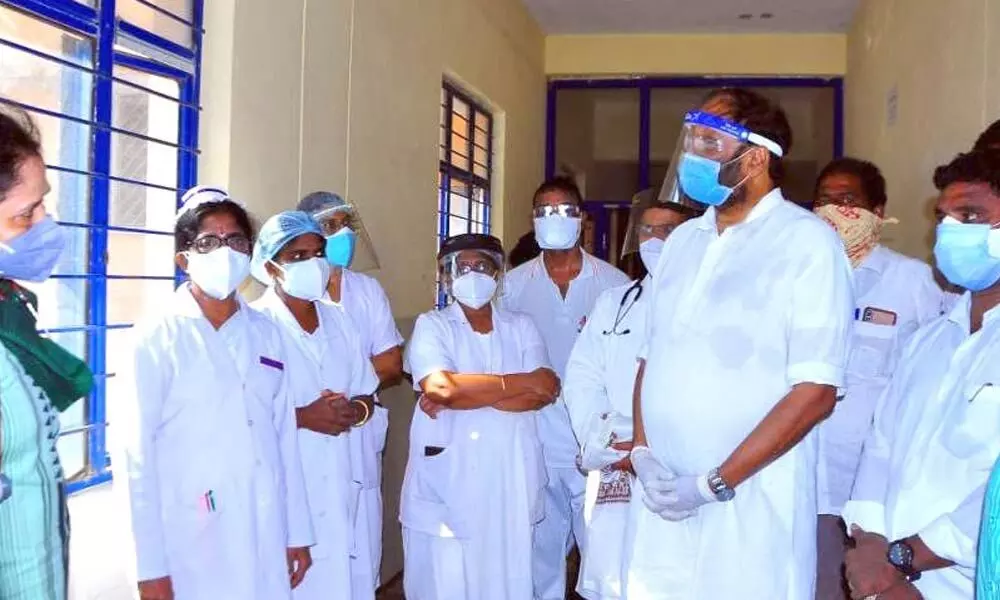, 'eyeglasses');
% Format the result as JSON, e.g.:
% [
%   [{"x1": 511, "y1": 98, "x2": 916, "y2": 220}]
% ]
[
  {"x1": 455, "y1": 260, "x2": 498, "y2": 277},
  {"x1": 189, "y1": 233, "x2": 252, "y2": 254},
  {"x1": 317, "y1": 212, "x2": 357, "y2": 237},
  {"x1": 637, "y1": 223, "x2": 677, "y2": 237},
  {"x1": 532, "y1": 203, "x2": 582, "y2": 219}
]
